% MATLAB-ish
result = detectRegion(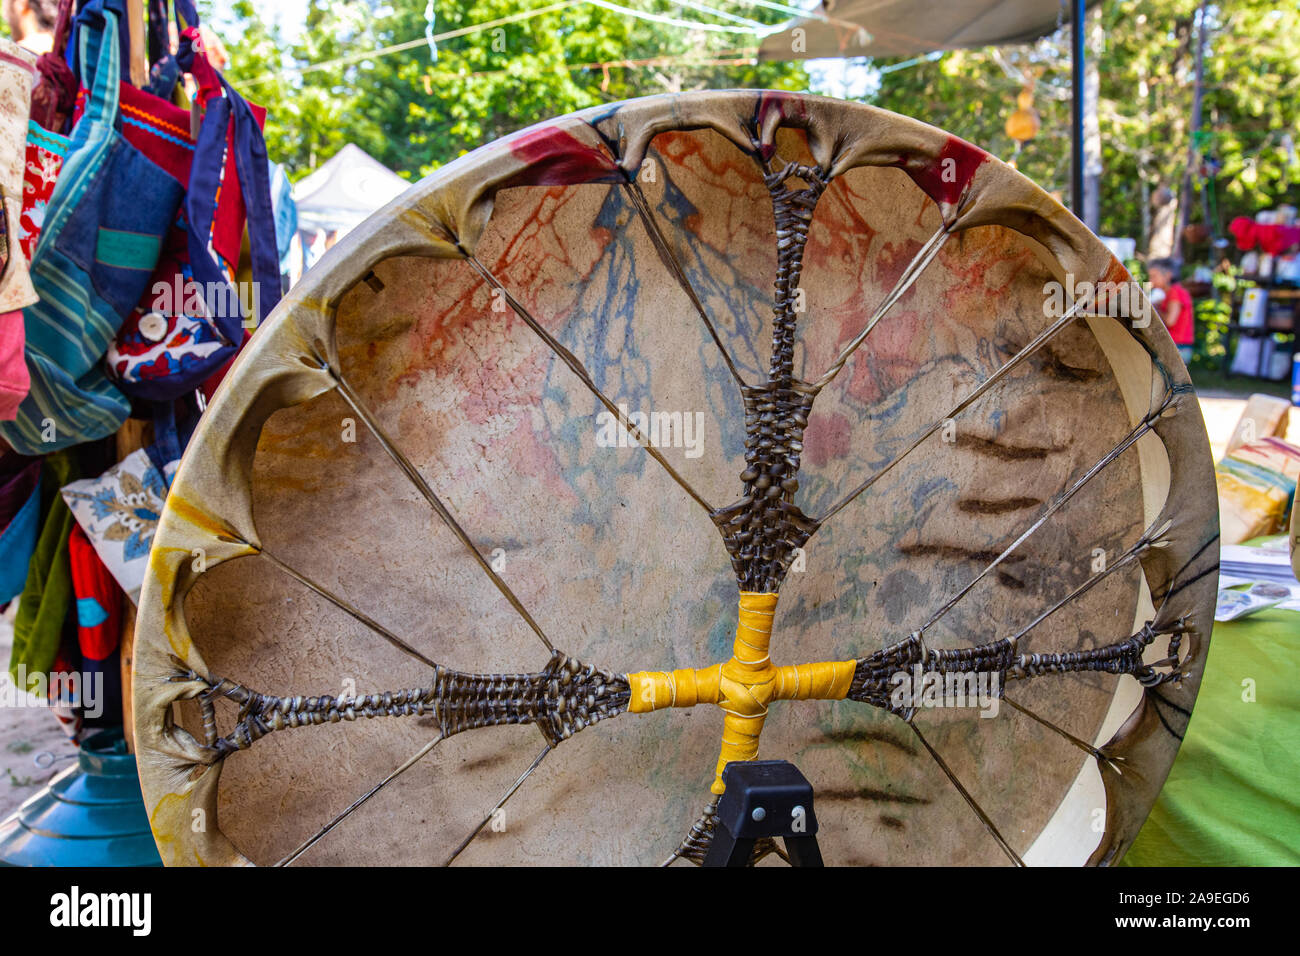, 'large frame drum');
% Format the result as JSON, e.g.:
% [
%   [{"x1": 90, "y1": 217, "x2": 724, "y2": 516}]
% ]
[{"x1": 132, "y1": 91, "x2": 1217, "y2": 866}]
